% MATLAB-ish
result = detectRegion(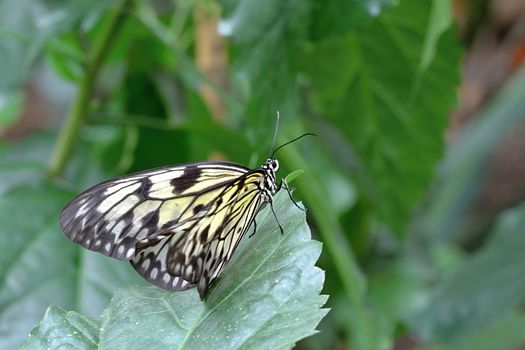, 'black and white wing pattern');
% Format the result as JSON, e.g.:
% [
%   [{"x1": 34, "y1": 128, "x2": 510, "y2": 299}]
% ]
[
  {"x1": 131, "y1": 172, "x2": 267, "y2": 298},
  {"x1": 60, "y1": 159, "x2": 279, "y2": 298}
]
